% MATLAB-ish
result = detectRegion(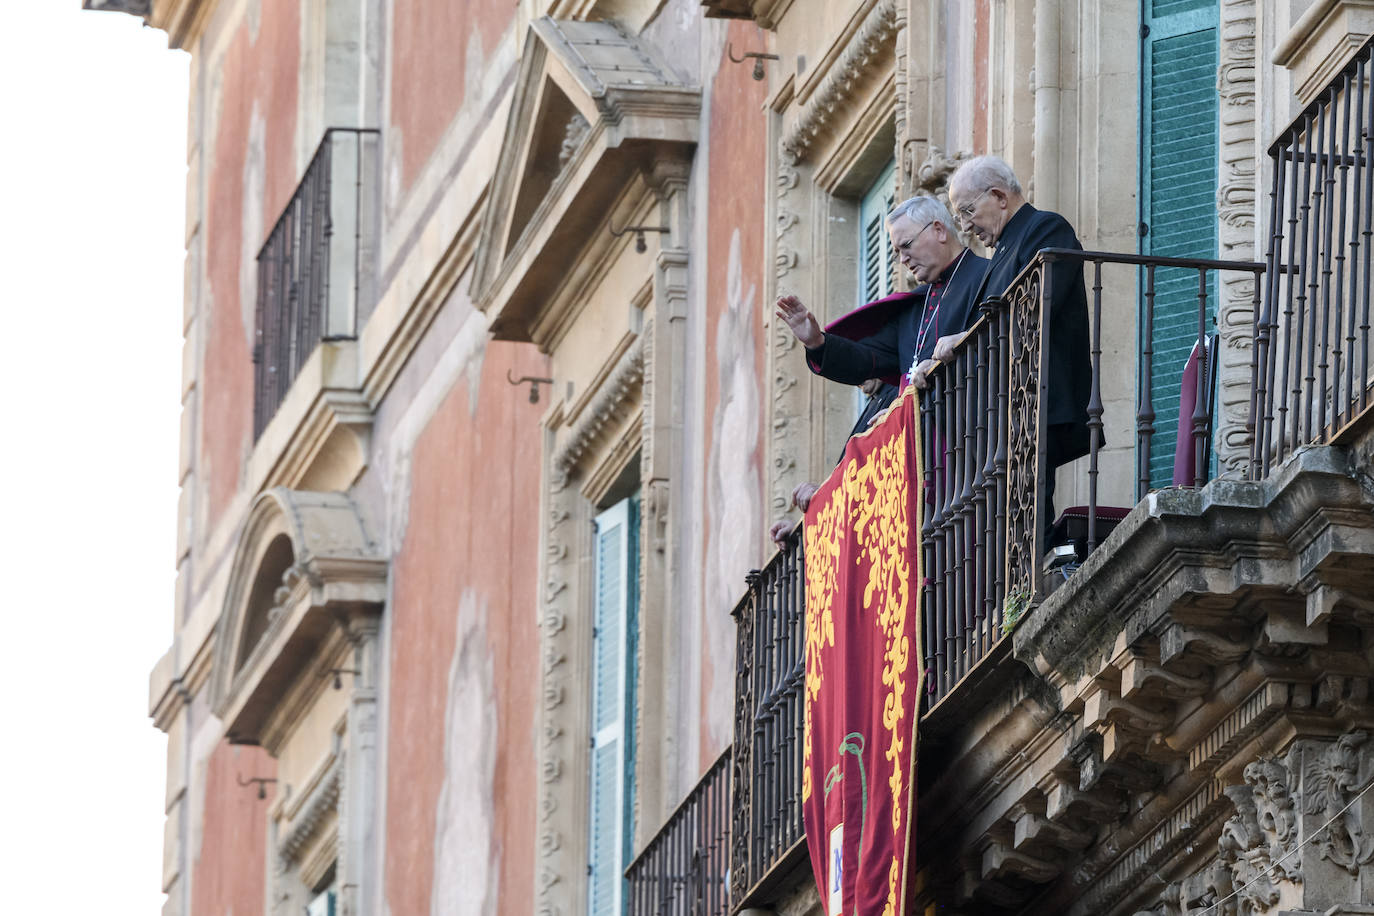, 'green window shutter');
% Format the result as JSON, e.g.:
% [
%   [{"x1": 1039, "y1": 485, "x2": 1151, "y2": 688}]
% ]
[
  {"x1": 1141, "y1": 0, "x2": 1219, "y2": 486},
  {"x1": 859, "y1": 159, "x2": 898, "y2": 305},
  {"x1": 588, "y1": 497, "x2": 638, "y2": 916}
]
